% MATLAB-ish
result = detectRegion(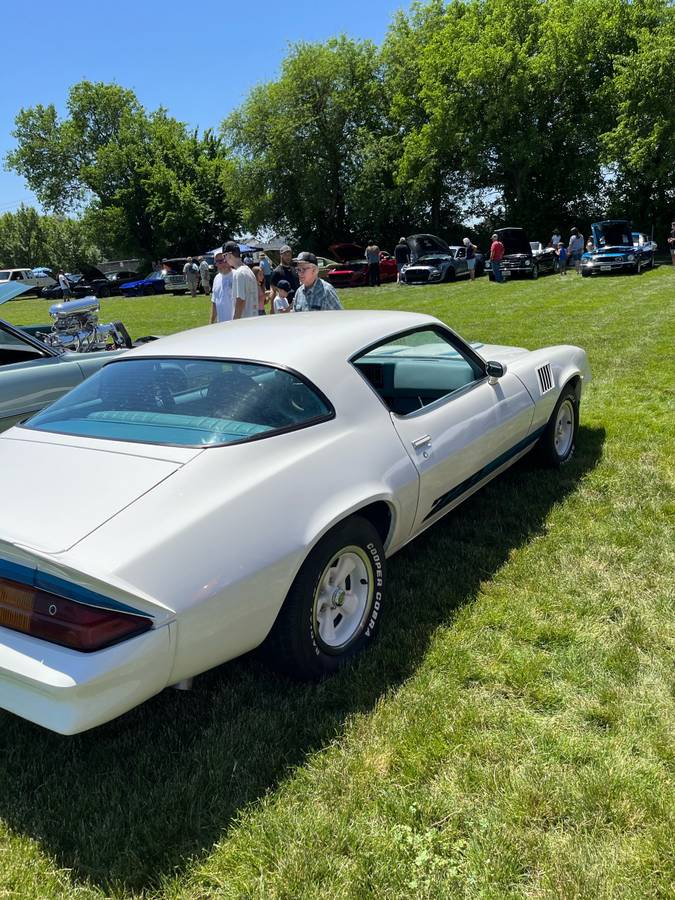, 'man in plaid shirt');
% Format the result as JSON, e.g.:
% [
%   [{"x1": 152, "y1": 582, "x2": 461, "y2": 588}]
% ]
[{"x1": 291, "y1": 252, "x2": 343, "y2": 312}]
